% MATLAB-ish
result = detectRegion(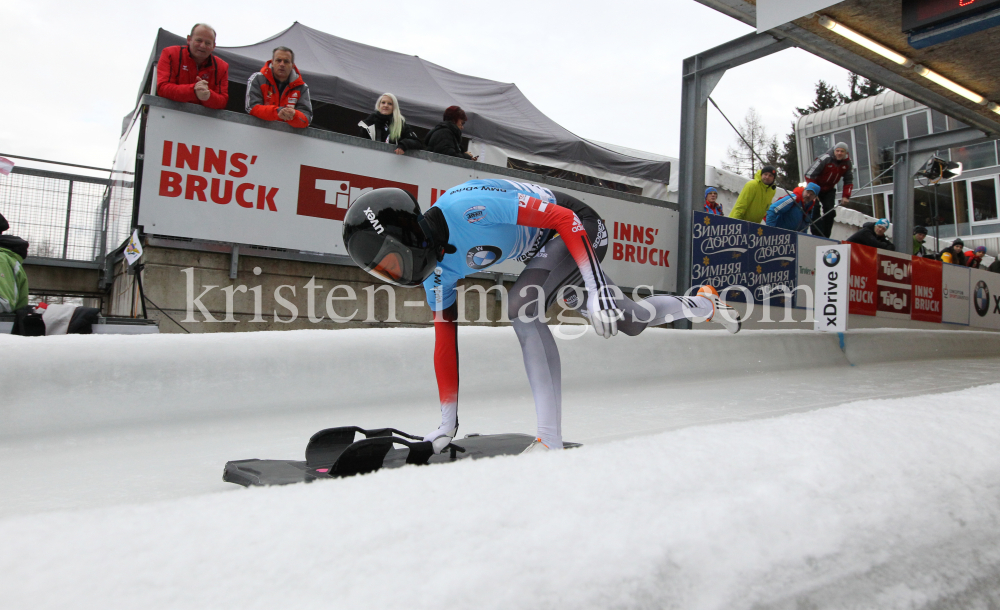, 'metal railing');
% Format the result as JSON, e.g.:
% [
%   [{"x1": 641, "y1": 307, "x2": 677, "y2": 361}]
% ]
[{"x1": 0, "y1": 165, "x2": 112, "y2": 264}]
